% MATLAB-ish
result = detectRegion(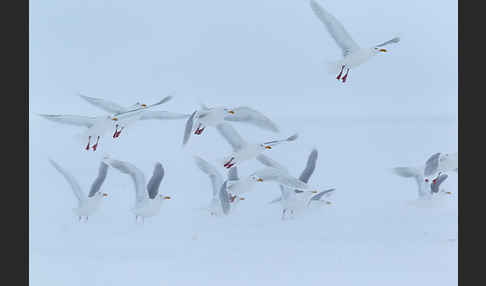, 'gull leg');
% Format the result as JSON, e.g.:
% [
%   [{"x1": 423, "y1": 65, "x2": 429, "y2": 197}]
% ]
[
  {"x1": 223, "y1": 157, "x2": 235, "y2": 168},
  {"x1": 85, "y1": 136, "x2": 91, "y2": 150},
  {"x1": 78, "y1": 216, "x2": 82, "y2": 222},
  {"x1": 194, "y1": 123, "x2": 203, "y2": 135},
  {"x1": 116, "y1": 127, "x2": 124, "y2": 138},
  {"x1": 282, "y1": 209, "x2": 287, "y2": 220},
  {"x1": 336, "y1": 65, "x2": 345, "y2": 80},
  {"x1": 113, "y1": 125, "x2": 119, "y2": 138},
  {"x1": 342, "y1": 68, "x2": 350, "y2": 83},
  {"x1": 92, "y1": 136, "x2": 100, "y2": 151}
]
